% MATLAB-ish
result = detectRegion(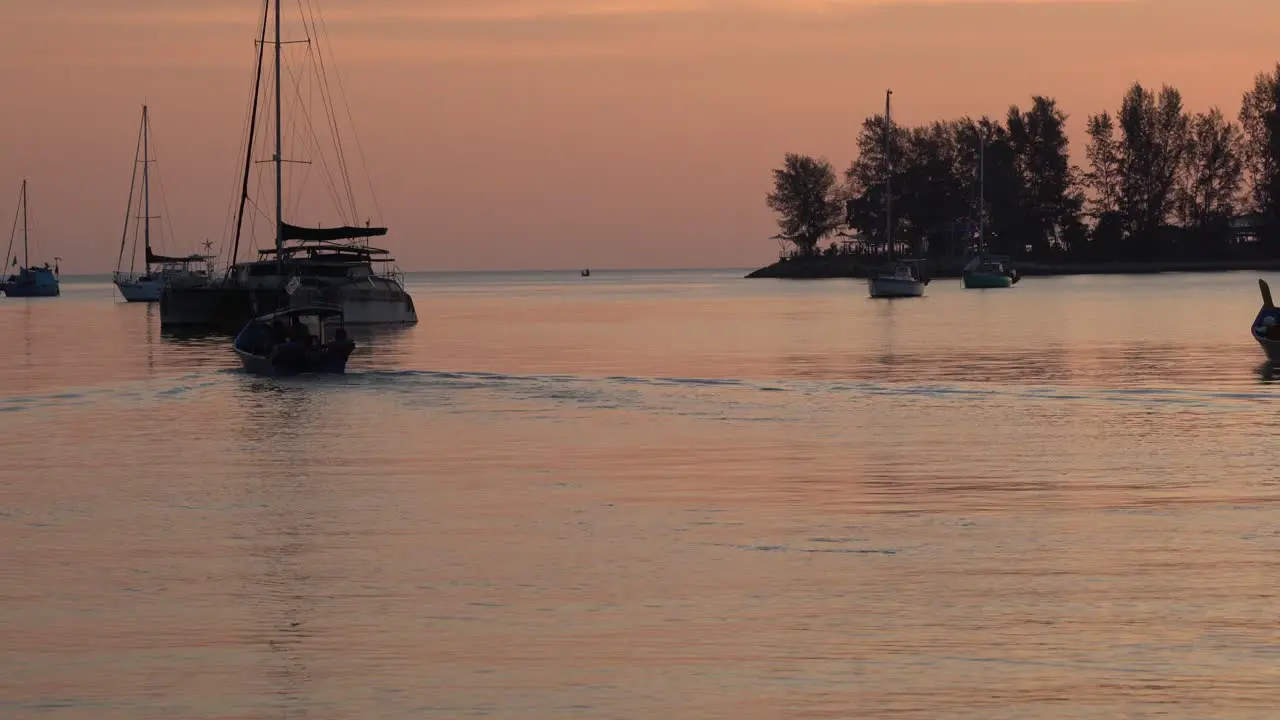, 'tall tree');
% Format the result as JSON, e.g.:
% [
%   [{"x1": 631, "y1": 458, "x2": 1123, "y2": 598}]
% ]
[
  {"x1": 1086, "y1": 83, "x2": 1190, "y2": 252},
  {"x1": 844, "y1": 114, "x2": 908, "y2": 251},
  {"x1": 1120, "y1": 83, "x2": 1190, "y2": 237},
  {"x1": 894, "y1": 120, "x2": 969, "y2": 251},
  {"x1": 766, "y1": 153, "x2": 843, "y2": 255},
  {"x1": 1176, "y1": 108, "x2": 1244, "y2": 229},
  {"x1": 954, "y1": 117, "x2": 1019, "y2": 257},
  {"x1": 1006, "y1": 97, "x2": 1086, "y2": 256},
  {"x1": 1239, "y1": 63, "x2": 1280, "y2": 216},
  {"x1": 1084, "y1": 111, "x2": 1122, "y2": 218}
]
